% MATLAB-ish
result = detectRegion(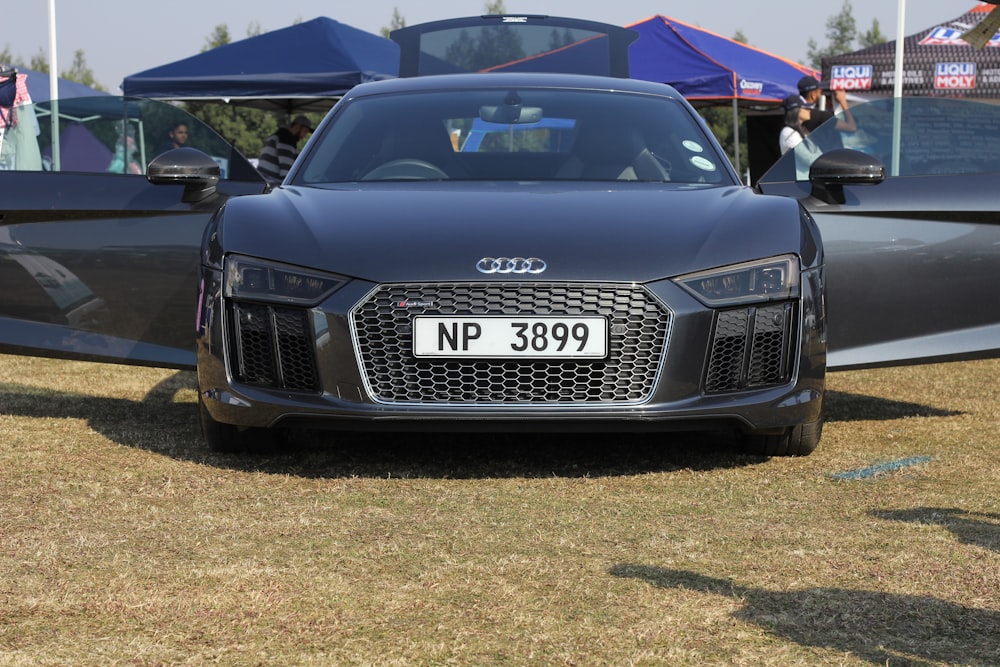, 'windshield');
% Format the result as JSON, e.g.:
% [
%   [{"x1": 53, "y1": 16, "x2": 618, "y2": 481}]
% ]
[
  {"x1": 0, "y1": 95, "x2": 260, "y2": 181},
  {"x1": 760, "y1": 96, "x2": 1000, "y2": 182},
  {"x1": 294, "y1": 86, "x2": 731, "y2": 185}
]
